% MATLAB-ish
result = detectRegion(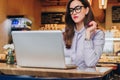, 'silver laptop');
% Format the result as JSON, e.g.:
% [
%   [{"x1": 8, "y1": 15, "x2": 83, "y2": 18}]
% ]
[{"x1": 12, "y1": 30, "x2": 76, "y2": 69}]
